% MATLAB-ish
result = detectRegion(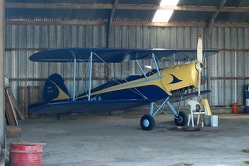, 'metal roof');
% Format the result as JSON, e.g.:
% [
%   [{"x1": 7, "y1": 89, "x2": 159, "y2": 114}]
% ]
[
  {"x1": 171, "y1": 0, "x2": 249, "y2": 24},
  {"x1": 4, "y1": 0, "x2": 249, "y2": 27}
]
